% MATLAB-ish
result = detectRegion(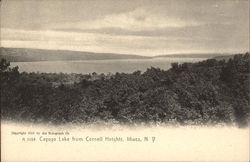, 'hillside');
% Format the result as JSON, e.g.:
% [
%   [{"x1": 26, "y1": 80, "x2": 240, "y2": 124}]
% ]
[
  {"x1": 155, "y1": 53, "x2": 232, "y2": 58},
  {"x1": 0, "y1": 47, "x2": 150, "y2": 62},
  {"x1": 1, "y1": 47, "x2": 235, "y2": 62},
  {"x1": 213, "y1": 55, "x2": 235, "y2": 61},
  {"x1": 1, "y1": 52, "x2": 249, "y2": 126}
]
